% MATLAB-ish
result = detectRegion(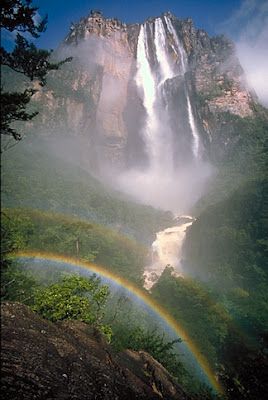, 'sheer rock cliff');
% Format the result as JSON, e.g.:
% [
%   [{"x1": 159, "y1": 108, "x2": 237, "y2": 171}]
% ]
[{"x1": 27, "y1": 10, "x2": 258, "y2": 169}]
